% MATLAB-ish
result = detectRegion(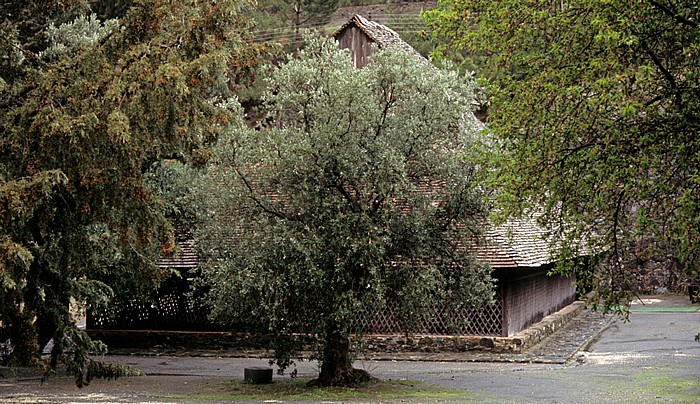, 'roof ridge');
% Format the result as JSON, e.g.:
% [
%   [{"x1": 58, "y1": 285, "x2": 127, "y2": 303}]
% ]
[{"x1": 333, "y1": 13, "x2": 423, "y2": 58}]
